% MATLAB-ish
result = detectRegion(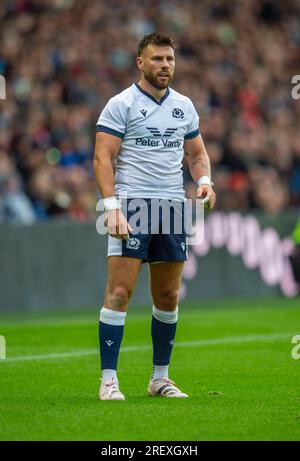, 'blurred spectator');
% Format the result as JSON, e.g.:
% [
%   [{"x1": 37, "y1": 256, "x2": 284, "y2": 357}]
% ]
[
  {"x1": 0, "y1": 0, "x2": 300, "y2": 222},
  {"x1": 0, "y1": 150, "x2": 36, "y2": 223}
]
